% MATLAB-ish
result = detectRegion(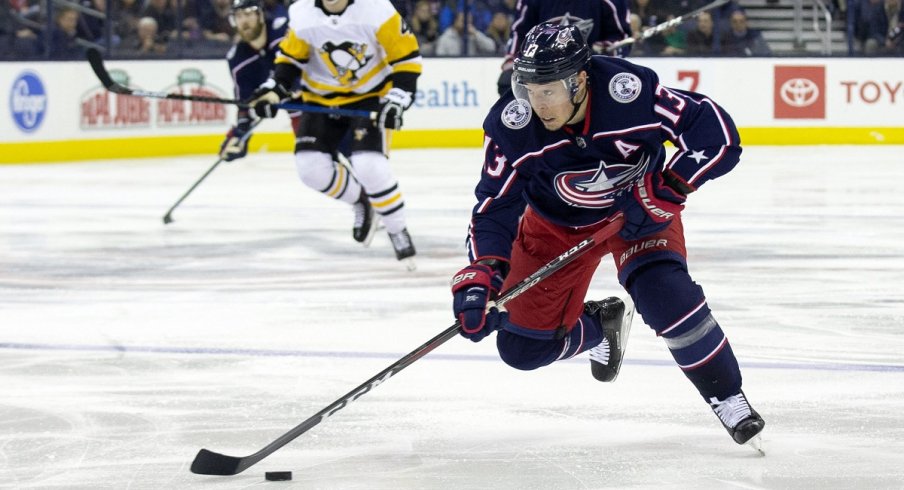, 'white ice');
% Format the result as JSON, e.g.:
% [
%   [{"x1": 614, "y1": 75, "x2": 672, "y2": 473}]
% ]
[{"x1": 1, "y1": 146, "x2": 903, "y2": 489}]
